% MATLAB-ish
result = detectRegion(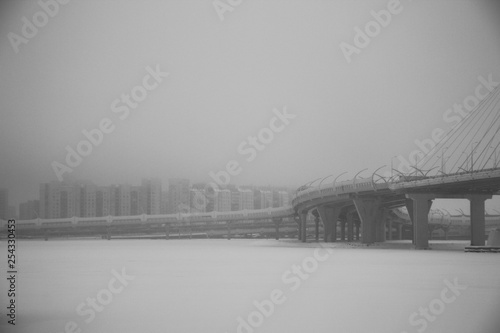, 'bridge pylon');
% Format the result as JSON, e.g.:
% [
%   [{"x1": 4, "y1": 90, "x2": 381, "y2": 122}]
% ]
[
  {"x1": 352, "y1": 197, "x2": 382, "y2": 245},
  {"x1": 405, "y1": 194, "x2": 434, "y2": 249},
  {"x1": 467, "y1": 194, "x2": 492, "y2": 246}
]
